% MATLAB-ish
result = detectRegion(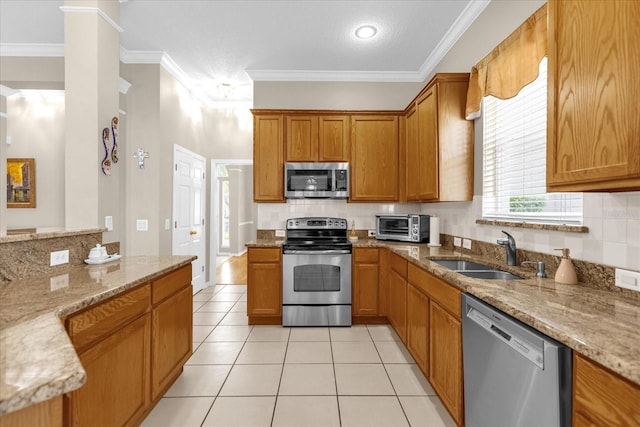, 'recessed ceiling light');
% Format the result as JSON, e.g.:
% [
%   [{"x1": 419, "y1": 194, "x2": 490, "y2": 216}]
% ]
[{"x1": 355, "y1": 25, "x2": 377, "y2": 40}]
